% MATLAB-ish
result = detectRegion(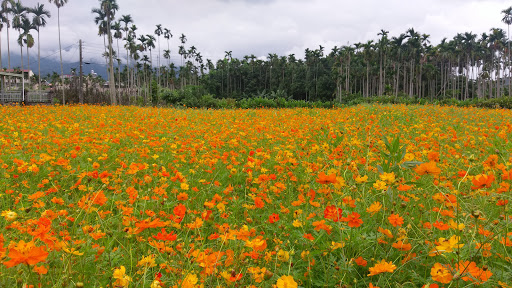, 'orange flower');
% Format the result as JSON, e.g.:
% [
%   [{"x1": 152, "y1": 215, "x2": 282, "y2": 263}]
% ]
[
  {"x1": 312, "y1": 220, "x2": 332, "y2": 234},
  {"x1": 471, "y1": 174, "x2": 495, "y2": 190},
  {"x1": 366, "y1": 201, "x2": 382, "y2": 215},
  {"x1": 303, "y1": 233, "x2": 315, "y2": 241},
  {"x1": 367, "y1": 259, "x2": 396, "y2": 276},
  {"x1": 388, "y1": 213, "x2": 404, "y2": 227},
  {"x1": 392, "y1": 240, "x2": 412, "y2": 251},
  {"x1": 33, "y1": 265, "x2": 48, "y2": 275},
  {"x1": 353, "y1": 256, "x2": 367, "y2": 267},
  {"x1": 177, "y1": 192, "x2": 189, "y2": 201},
  {"x1": 254, "y1": 197, "x2": 265, "y2": 208},
  {"x1": 323, "y1": 205, "x2": 343, "y2": 222},
  {"x1": 344, "y1": 212, "x2": 363, "y2": 228},
  {"x1": 268, "y1": 213, "x2": 280, "y2": 224},
  {"x1": 430, "y1": 263, "x2": 453, "y2": 284},
  {"x1": 316, "y1": 172, "x2": 337, "y2": 184},
  {"x1": 414, "y1": 162, "x2": 441, "y2": 176},
  {"x1": 3, "y1": 240, "x2": 49, "y2": 268}
]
